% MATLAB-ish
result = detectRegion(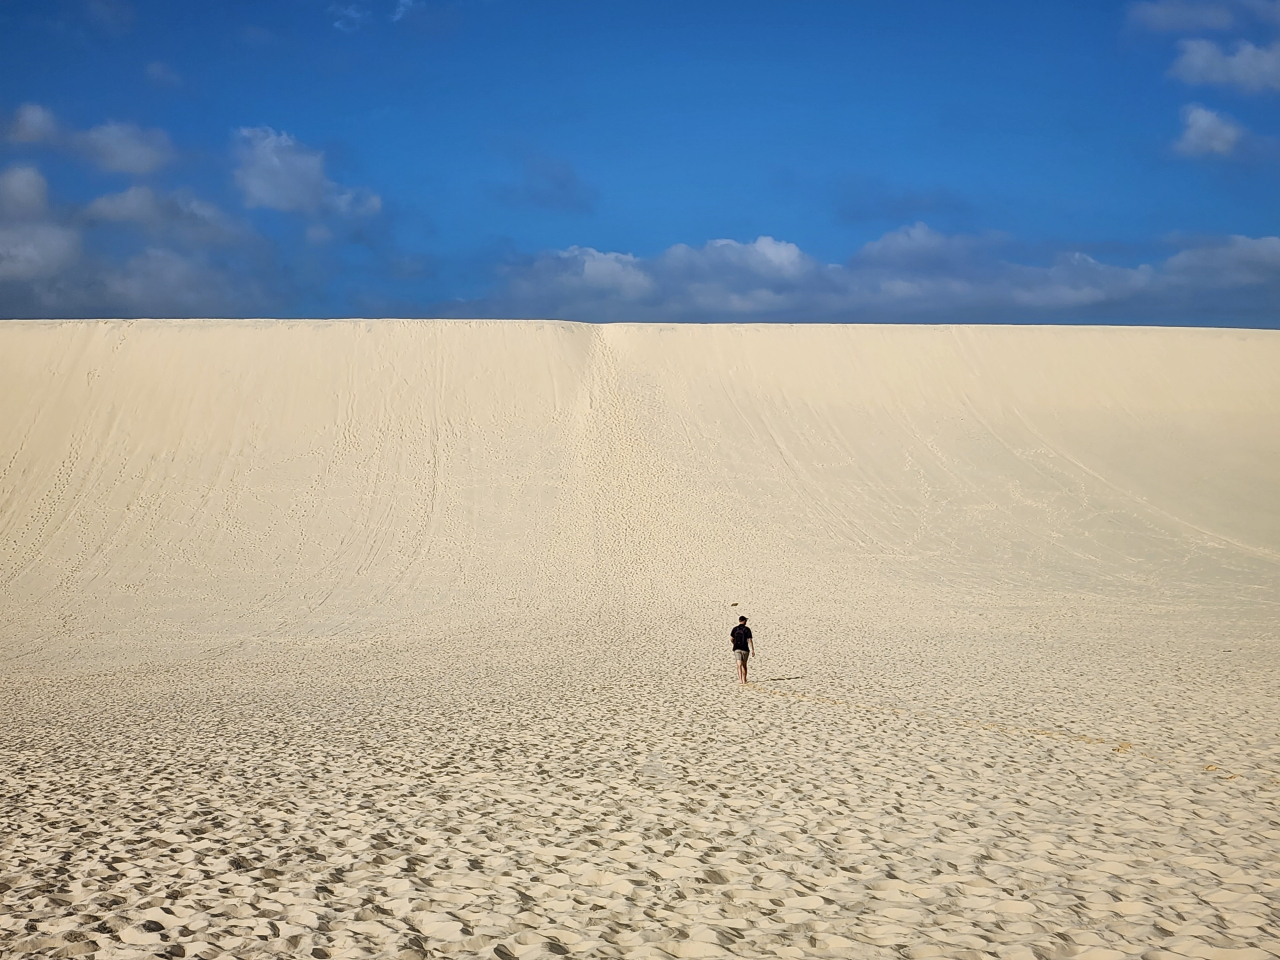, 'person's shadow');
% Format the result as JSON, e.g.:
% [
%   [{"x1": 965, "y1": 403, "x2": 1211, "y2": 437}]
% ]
[{"x1": 760, "y1": 676, "x2": 803, "y2": 682}]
